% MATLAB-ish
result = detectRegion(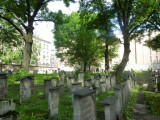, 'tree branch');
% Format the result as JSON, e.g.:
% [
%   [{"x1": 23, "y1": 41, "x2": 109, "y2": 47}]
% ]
[
  {"x1": 148, "y1": 20, "x2": 160, "y2": 31},
  {"x1": 26, "y1": 0, "x2": 31, "y2": 18},
  {"x1": 129, "y1": 10, "x2": 156, "y2": 34},
  {"x1": 0, "y1": 14, "x2": 25, "y2": 37},
  {"x1": 34, "y1": 19, "x2": 54, "y2": 22}
]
